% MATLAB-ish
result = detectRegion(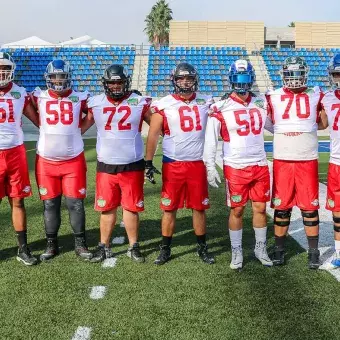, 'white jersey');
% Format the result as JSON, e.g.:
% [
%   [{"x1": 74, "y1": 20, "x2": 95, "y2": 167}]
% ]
[
  {"x1": 322, "y1": 90, "x2": 340, "y2": 165},
  {"x1": 266, "y1": 87, "x2": 323, "y2": 160},
  {"x1": 151, "y1": 93, "x2": 214, "y2": 161},
  {"x1": 0, "y1": 83, "x2": 29, "y2": 150},
  {"x1": 88, "y1": 92, "x2": 151, "y2": 165},
  {"x1": 33, "y1": 89, "x2": 89, "y2": 161},
  {"x1": 204, "y1": 94, "x2": 268, "y2": 169}
]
